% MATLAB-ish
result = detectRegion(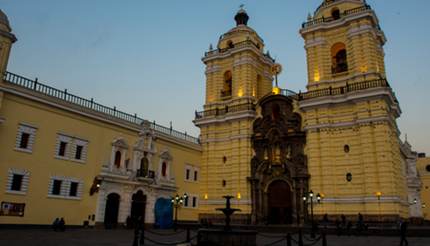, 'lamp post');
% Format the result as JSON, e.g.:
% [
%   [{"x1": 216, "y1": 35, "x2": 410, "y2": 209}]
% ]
[
  {"x1": 171, "y1": 193, "x2": 187, "y2": 231},
  {"x1": 303, "y1": 190, "x2": 321, "y2": 238},
  {"x1": 376, "y1": 191, "x2": 382, "y2": 228}
]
